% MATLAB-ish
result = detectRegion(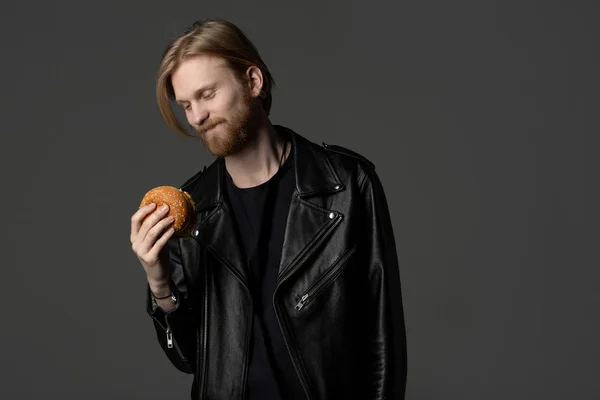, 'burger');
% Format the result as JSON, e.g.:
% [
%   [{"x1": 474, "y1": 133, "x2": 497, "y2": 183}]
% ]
[{"x1": 139, "y1": 186, "x2": 196, "y2": 237}]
